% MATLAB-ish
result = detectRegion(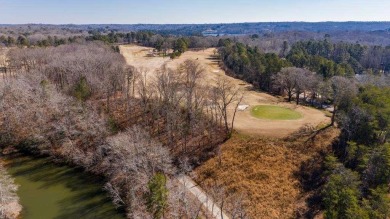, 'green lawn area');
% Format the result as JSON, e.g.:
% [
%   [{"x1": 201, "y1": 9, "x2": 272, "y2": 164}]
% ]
[{"x1": 251, "y1": 105, "x2": 303, "y2": 120}]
